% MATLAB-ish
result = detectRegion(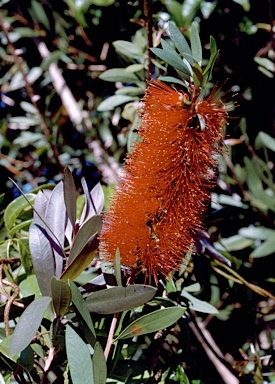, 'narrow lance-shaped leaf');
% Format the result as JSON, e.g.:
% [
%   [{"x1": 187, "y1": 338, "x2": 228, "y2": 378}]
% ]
[
  {"x1": 69, "y1": 215, "x2": 102, "y2": 264},
  {"x1": 115, "y1": 306, "x2": 186, "y2": 340},
  {"x1": 161, "y1": 39, "x2": 192, "y2": 75},
  {"x1": 63, "y1": 167, "x2": 77, "y2": 232},
  {"x1": 168, "y1": 21, "x2": 192, "y2": 58},
  {"x1": 10, "y1": 297, "x2": 52, "y2": 356},
  {"x1": 92, "y1": 343, "x2": 107, "y2": 384},
  {"x1": 190, "y1": 22, "x2": 202, "y2": 64}
]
